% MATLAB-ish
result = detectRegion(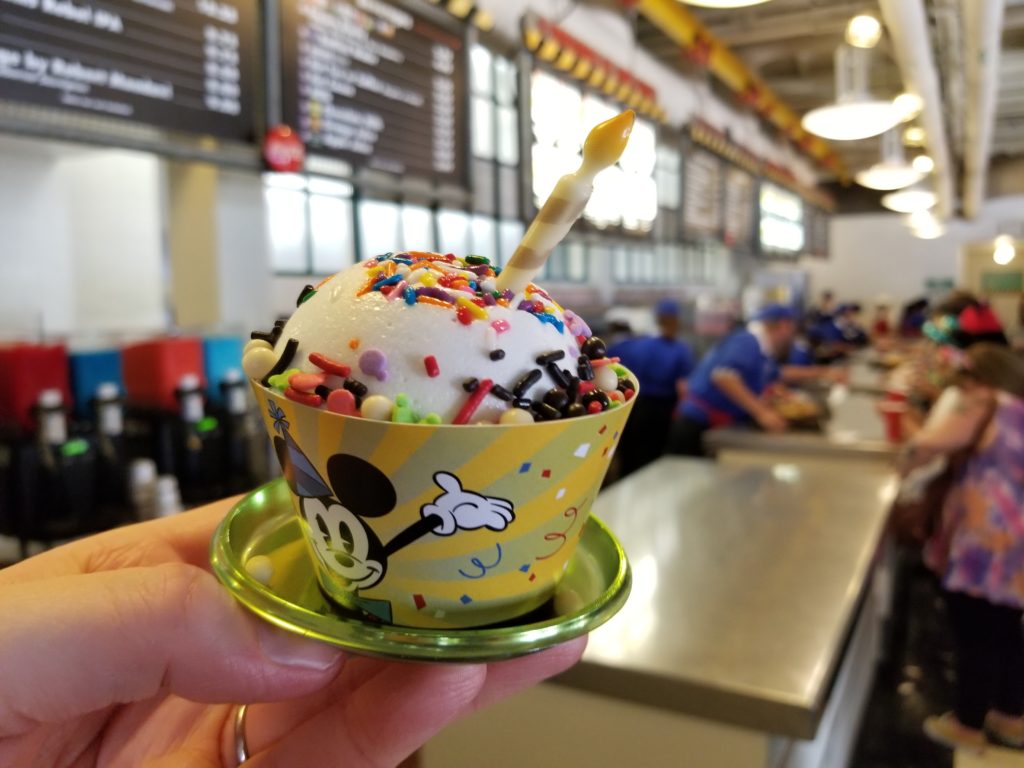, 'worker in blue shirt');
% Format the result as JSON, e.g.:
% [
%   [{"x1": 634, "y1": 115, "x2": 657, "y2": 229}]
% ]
[
  {"x1": 609, "y1": 298, "x2": 694, "y2": 476},
  {"x1": 667, "y1": 304, "x2": 796, "y2": 457},
  {"x1": 808, "y1": 303, "x2": 869, "y2": 350}
]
